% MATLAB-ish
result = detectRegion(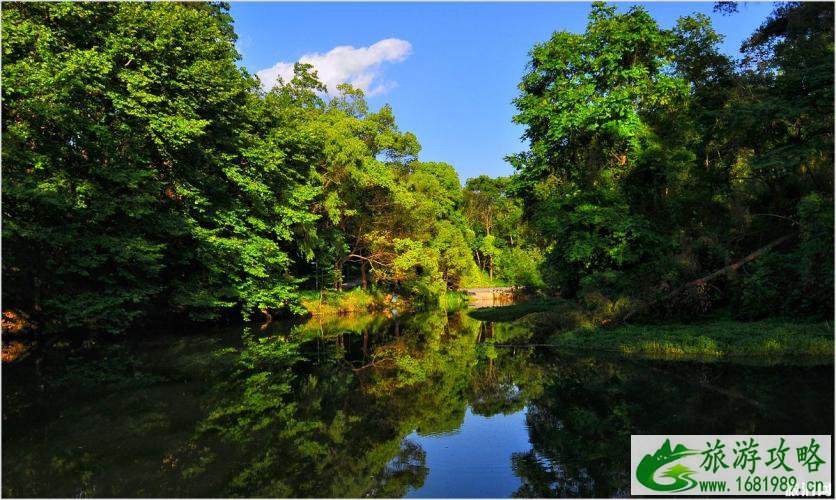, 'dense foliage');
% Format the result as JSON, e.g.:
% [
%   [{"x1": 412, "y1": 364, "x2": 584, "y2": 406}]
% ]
[
  {"x1": 3, "y1": 2, "x2": 311, "y2": 332},
  {"x1": 462, "y1": 176, "x2": 545, "y2": 288},
  {"x1": 1, "y1": 2, "x2": 537, "y2": 334},
  {"x1": 3, "y1": 2, "x2": 832, "y2": 335},
  {"x1": 510, "y1": 2, "x2": 833, "y2": 319}
]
